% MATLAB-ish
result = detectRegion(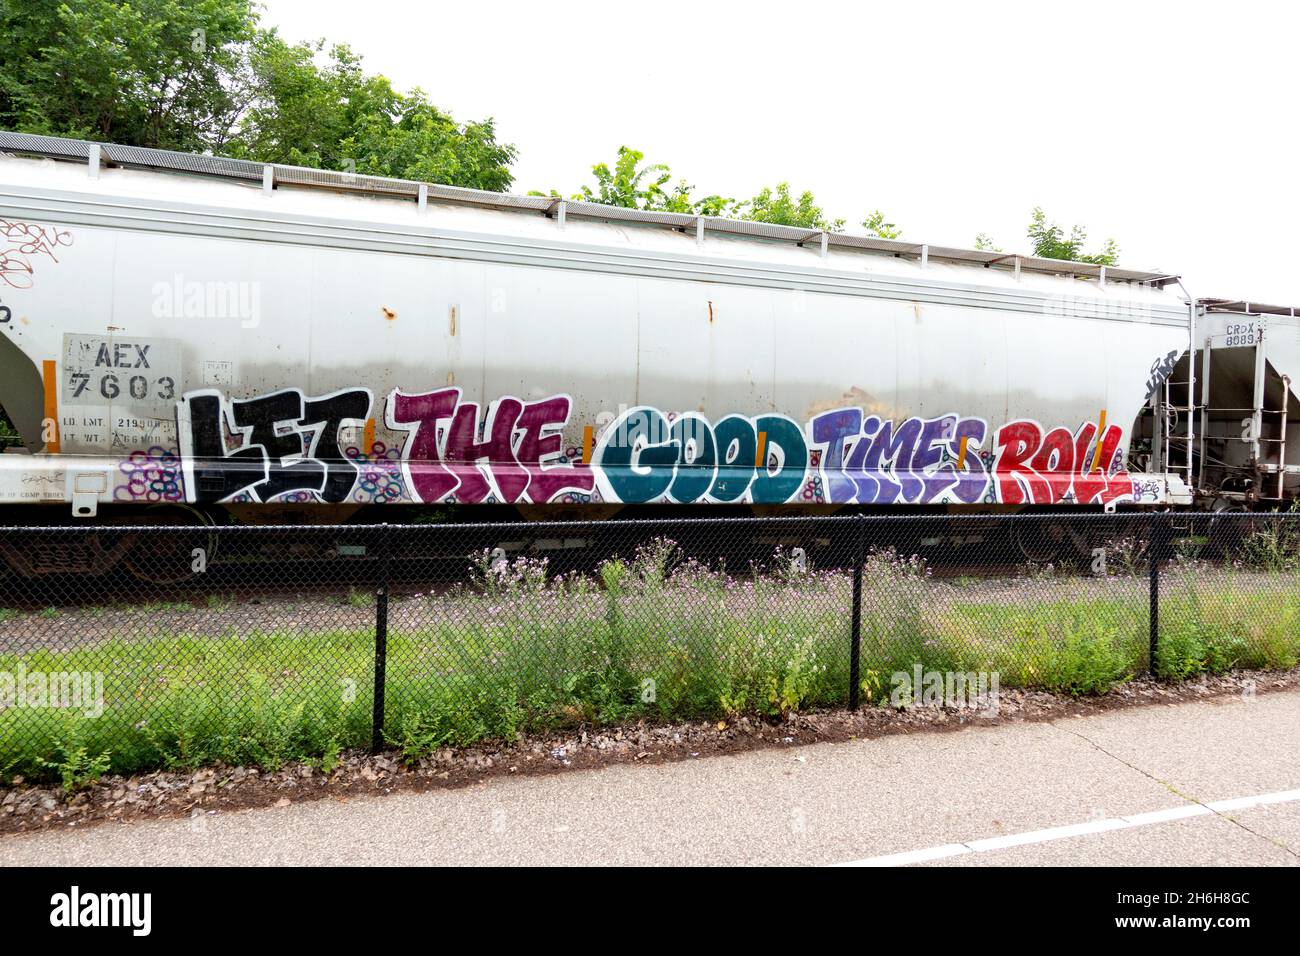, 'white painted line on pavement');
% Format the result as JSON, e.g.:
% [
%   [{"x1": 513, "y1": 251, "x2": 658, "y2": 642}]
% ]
[
  {"x1": 848, "y1": 843, "x2": 972, "y2": 867},
  {"x1": 1207, "y1": 787, "x2": 1300, "y2": 813},
  {"x1": 1118, "y1": 804, "x2": 1210, "y2": 827},
  {"x1": 833, "y1": 785, "x2": 1300, "y2": 867},
  {"x1": 963, "y1": 817, "x2": 1130, "y2": 852}
]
